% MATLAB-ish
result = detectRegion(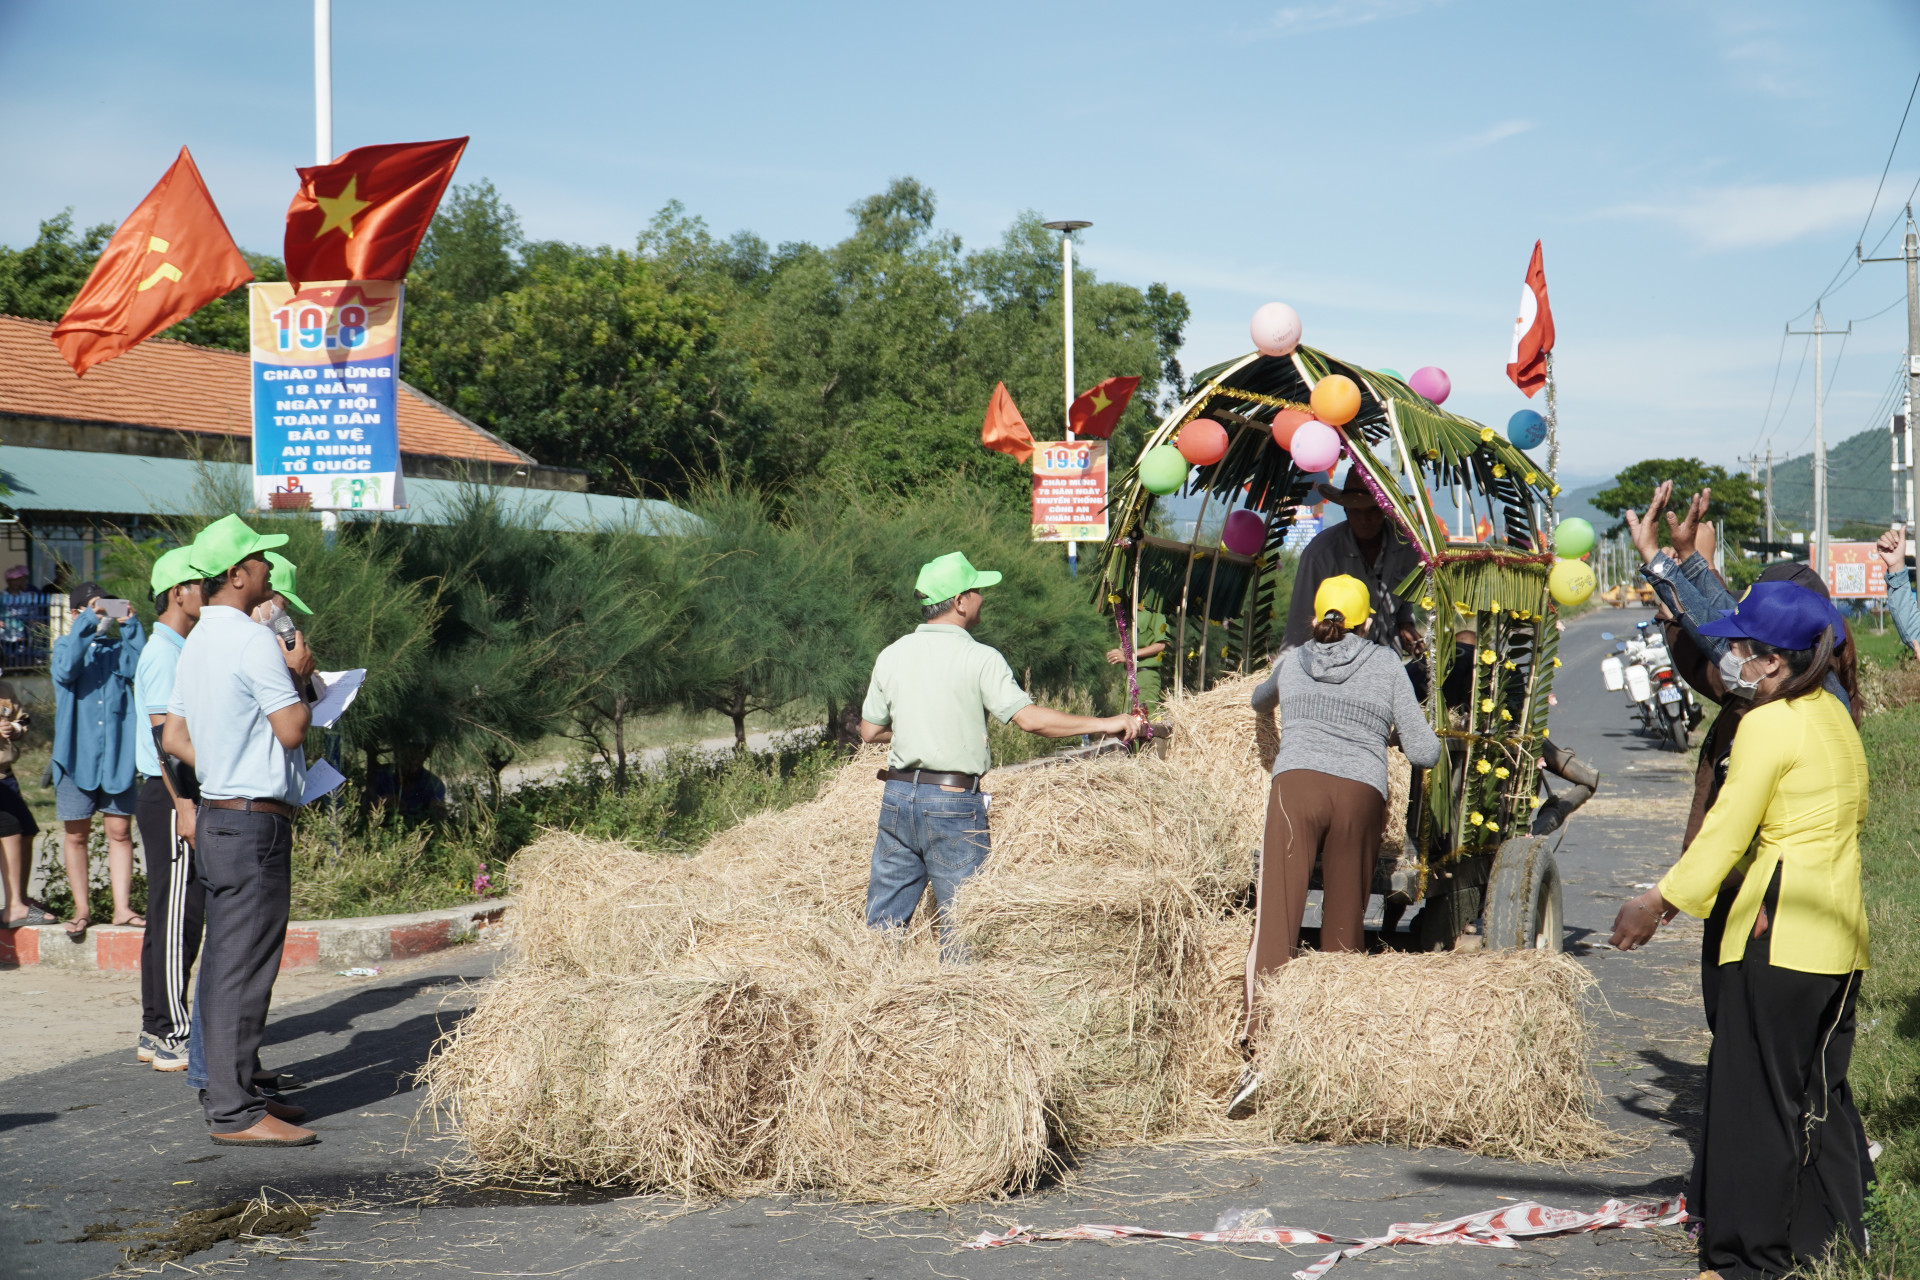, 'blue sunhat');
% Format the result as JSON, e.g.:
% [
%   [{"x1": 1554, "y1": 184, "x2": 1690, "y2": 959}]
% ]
[{"x1": 1699, "y1": 579, "x2": 1845, "y2": 651}]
